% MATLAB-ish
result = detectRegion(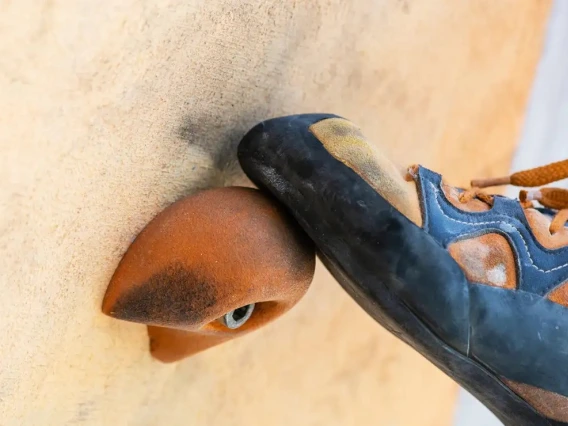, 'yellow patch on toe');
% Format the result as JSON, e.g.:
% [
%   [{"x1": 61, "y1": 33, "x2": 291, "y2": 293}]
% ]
[{"x1": 309, "y1": 118, "x2": 423, "y2": 227}]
